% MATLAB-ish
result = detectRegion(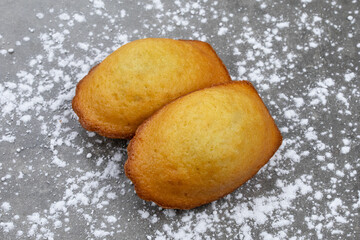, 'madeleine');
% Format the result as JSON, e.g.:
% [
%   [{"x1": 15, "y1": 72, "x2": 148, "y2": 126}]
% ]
[
  {"x1": 72, "y1": 38, "x2": 230, "y2": 138},
  {"x1": 125, "y1": 81, "x2": 282, "y2": 209}
]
